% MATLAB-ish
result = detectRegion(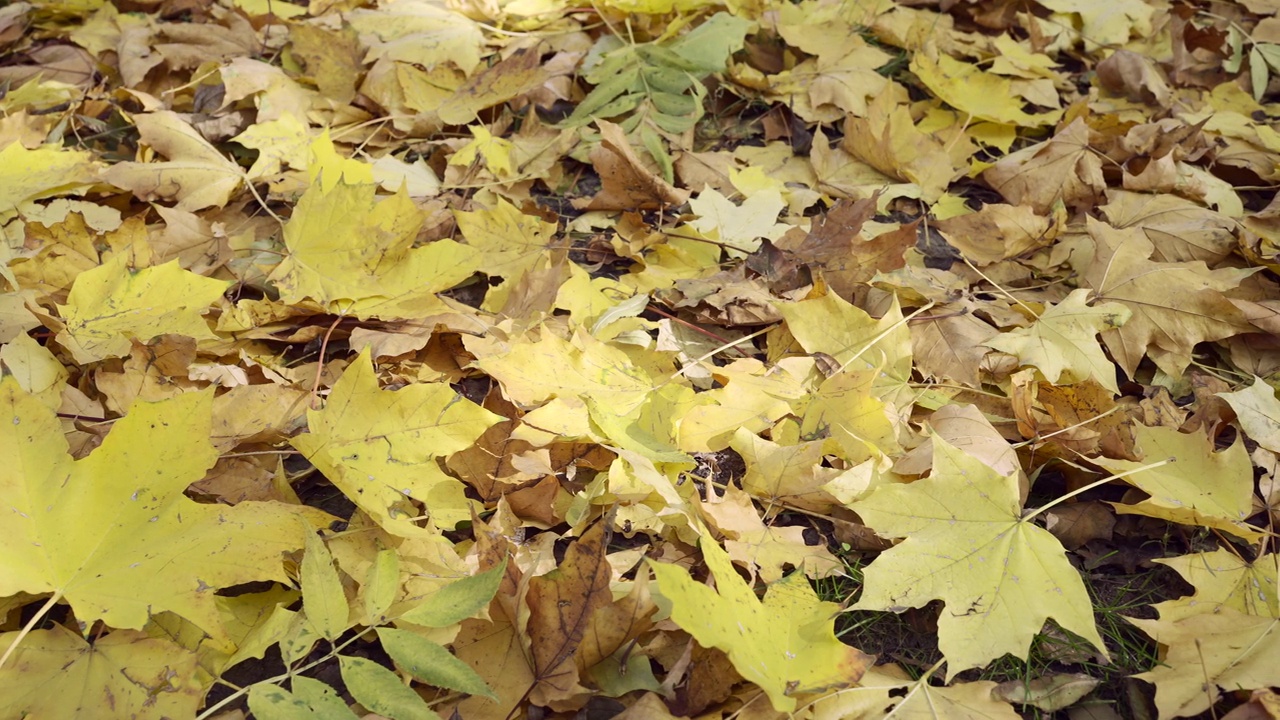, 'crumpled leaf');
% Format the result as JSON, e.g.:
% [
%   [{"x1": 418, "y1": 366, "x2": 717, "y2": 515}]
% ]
[{"x1": 103, "y1": 111, "x2": 243, "y2": 211}]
